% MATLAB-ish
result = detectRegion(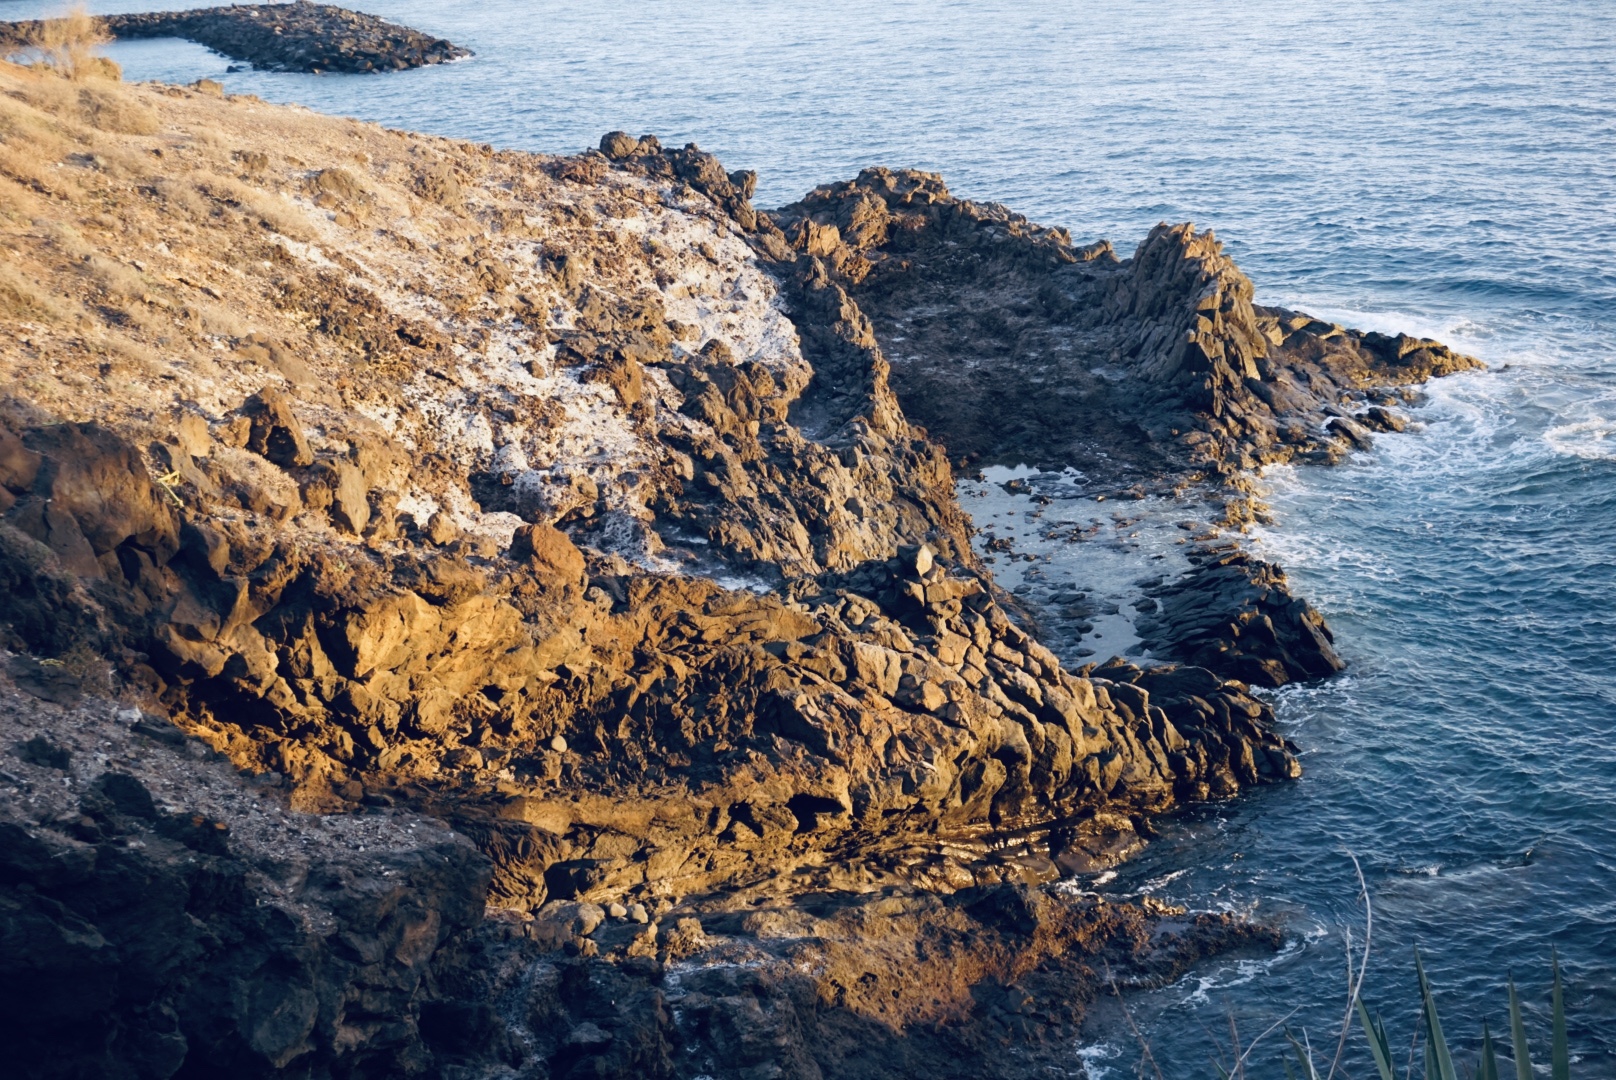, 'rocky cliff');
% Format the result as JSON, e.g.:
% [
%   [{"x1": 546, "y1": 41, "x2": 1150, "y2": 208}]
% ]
[{"x1": 0, "y1": 60, "x2": 1474, "y2": 1078}]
